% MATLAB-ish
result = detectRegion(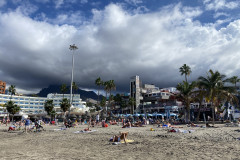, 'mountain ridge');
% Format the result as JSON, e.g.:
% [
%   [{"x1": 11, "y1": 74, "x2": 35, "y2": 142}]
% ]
[{"x1": 37, "y1": 85, "x2": 101, "y2": 100}]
